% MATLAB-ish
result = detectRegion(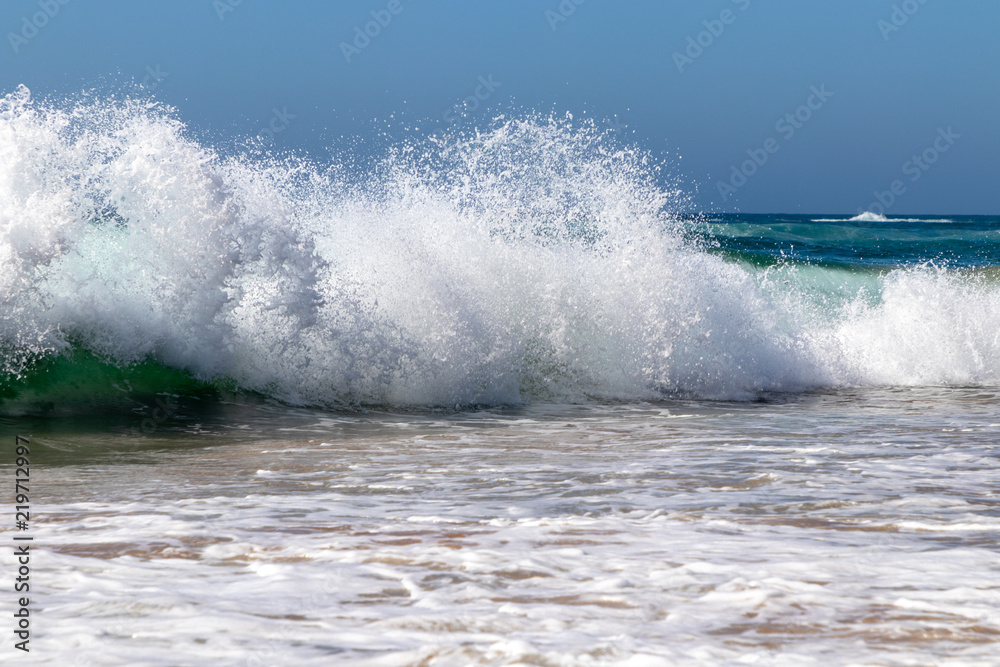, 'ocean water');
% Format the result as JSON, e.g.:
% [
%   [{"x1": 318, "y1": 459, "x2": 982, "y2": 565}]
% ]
[{"x1": 2, "y1": 88, "x2": 999, "y2": 665}]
